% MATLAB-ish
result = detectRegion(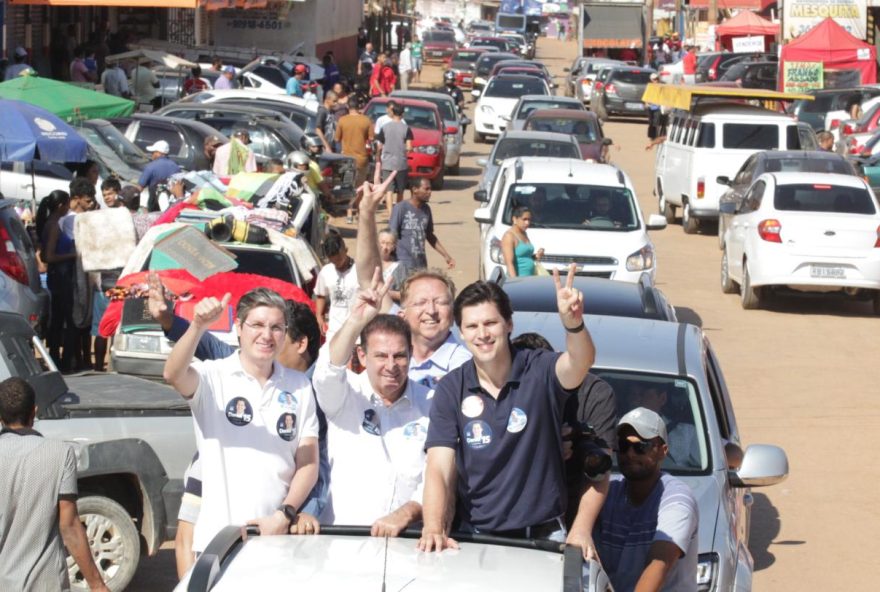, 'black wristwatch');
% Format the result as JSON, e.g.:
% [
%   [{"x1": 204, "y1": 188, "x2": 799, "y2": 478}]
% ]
[{"x1": 278, "y1": 504, "x2": 298, "y2": 526}]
